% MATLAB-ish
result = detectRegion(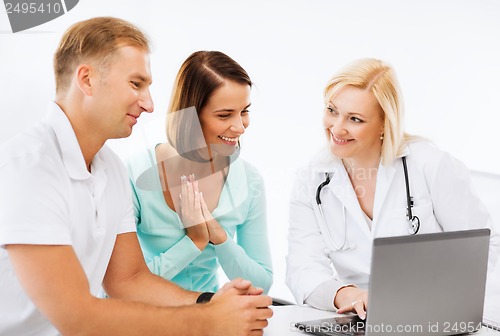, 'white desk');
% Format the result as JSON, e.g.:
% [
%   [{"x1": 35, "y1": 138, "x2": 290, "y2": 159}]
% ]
[
  {"x1": 266, "y1": 305, "x2": 500, "y2": 335},
  {"x1": 484, "y1": 293, "x2": 500, "y2": 321}
]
